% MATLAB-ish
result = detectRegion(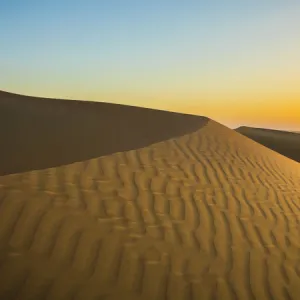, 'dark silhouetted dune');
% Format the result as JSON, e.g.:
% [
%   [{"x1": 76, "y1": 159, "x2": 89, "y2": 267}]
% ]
[
  {"x1": 0, "y1": 90, "x2": 208, "y2": 175},
  {"x1": 236, "y1": 126, "x2": 300, "y2": 163},
  {"x1": 0, "y1": 91, "x2": 299, "y2": 300}
]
